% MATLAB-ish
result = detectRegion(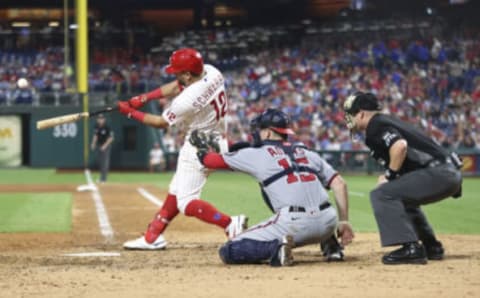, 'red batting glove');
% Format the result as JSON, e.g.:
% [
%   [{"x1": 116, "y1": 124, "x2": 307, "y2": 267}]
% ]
[
  {"x1": 128, "y1": 95, "x2": 148, "y2": 109},
  {"x1": 117, "y1": 101, "x2": 145, "y2": 122},
  {"x1": 128, "y1": 88, "x2": 164, "y2": 109}
]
